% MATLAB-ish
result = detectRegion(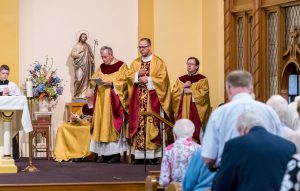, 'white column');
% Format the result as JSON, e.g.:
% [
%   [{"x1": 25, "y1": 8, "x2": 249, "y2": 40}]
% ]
[{"x1": 3, "y1": 121, "x2": 11, "y2": 156}]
